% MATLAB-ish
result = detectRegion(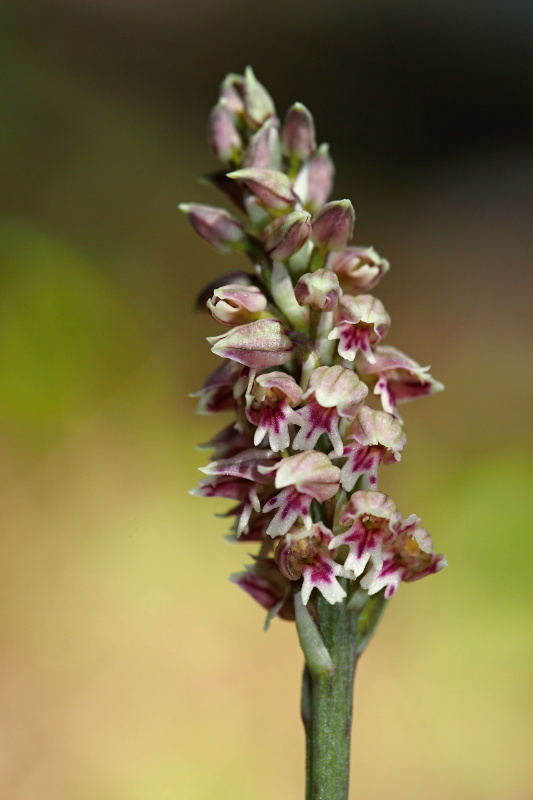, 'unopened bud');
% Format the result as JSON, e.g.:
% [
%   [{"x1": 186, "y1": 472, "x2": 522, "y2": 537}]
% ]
[
  {"x1": 243, "y1": 66, "x2": 276, "y2": 129},
  {"x1": 326, "y1": 246, "x2": 390, "y2": 292},
  {"x1": 208, "y1": 319, "x2": 293, "y2": 368},
  {"x1": 227, "y1": 167, "x2": 297, "y2": 211},
  {"x1": 195, "y1": 270, "x2": 254, "y2": 311},
  {"x1": 219, "y1": 73, "x2": 245, "y2": 115},
  {"x1": 207, "y1": 99, "x2": 243, "y2": 163},
  {"x1": 178, "y1": 203, "x2": 247, "y2": 253},
  {"x1": 207, "y1": 284, "x2": 268, "y2": 325},
  {"x1": 310, "y1": 199, "x2": 355, "y2": 251},
  {"x1": 242, "y1": 118, "x2": 282, "y2": 170},
  {"x1": 294, "y1": 143, "x2": 335, "y2": 213},
  {"x1": 263, "y1": 211, "x2": 312, "y2": 261},
  {"x1": 294, "y1": 268, "x2": 342, "y2": 311},
  {"x1": 282, "y1": 102, "x2": 316, "y2": 161}
]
